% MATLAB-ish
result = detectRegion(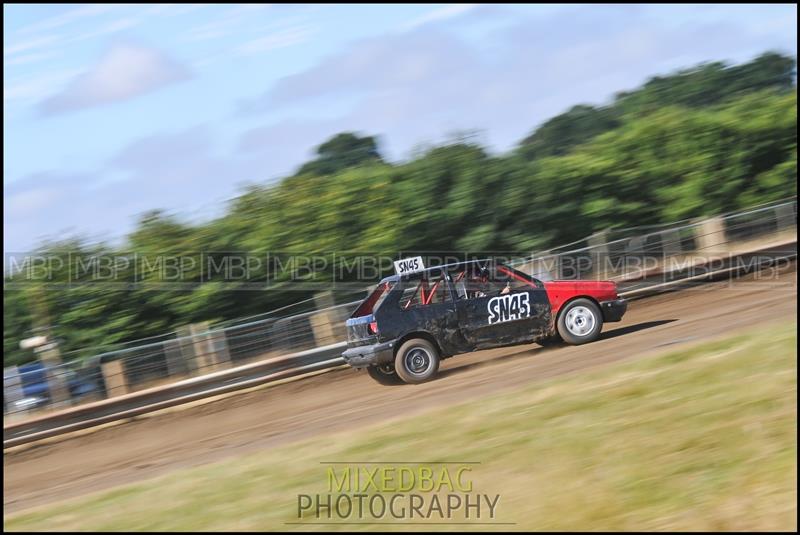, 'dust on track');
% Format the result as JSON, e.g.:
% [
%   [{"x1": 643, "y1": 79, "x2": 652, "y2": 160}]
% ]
[{"x1": 4, "y1": 270, "x2": 797, "y2": 515}]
